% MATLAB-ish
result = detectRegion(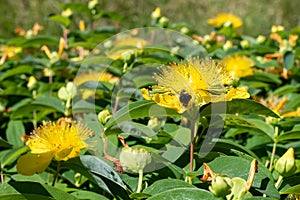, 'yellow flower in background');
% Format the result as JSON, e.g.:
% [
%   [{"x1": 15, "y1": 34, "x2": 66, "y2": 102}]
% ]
[
  {"x1": 61, "y1": 8, "x2": 73, "y2": 17},
  {"x1": 74, "y1": 71, "x2": 119, "y2": 86},
  {"x1": 207, "y1": 13, "x2": 243, "y2": 29},
  {"x1": 17, "y1": 118, "x2": 93, "y2": 176},
  {"x1": 0, "y1": 46, "x2": 22, "y2": 65},
  {"x1": 142, "y1": 58, "x2": 250, "y2": 113},
  {"x1": 106, "y1": 37, "x2": 148, "y2": 60},
  {"x1": 74, "y1": 71, "x2": 119, "y2": 99},
  {"x1": 221, "y1": 55, "x2": 255, "y2": 79}
]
